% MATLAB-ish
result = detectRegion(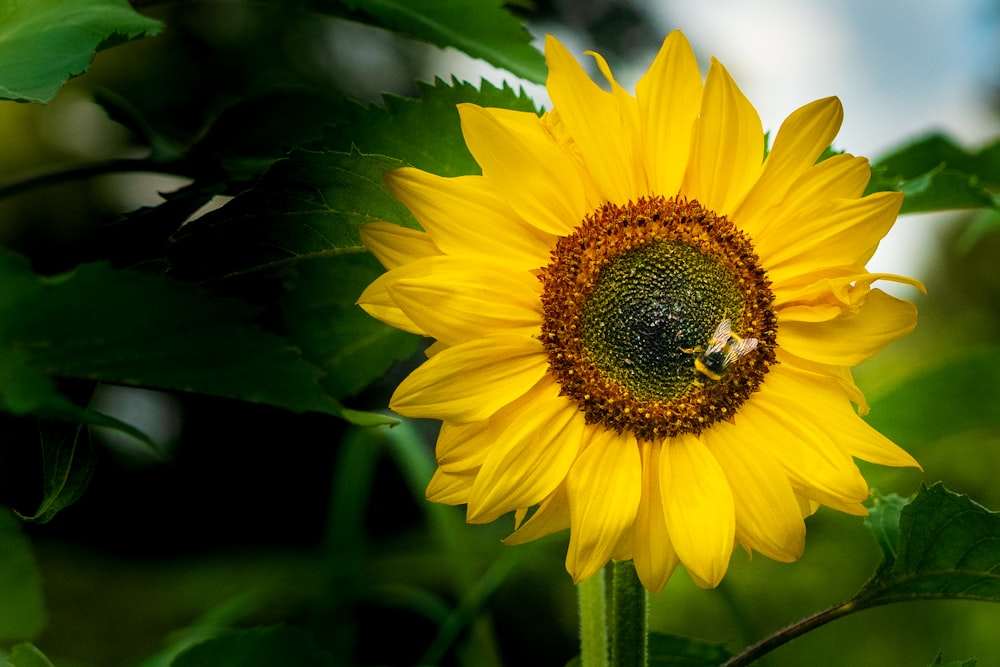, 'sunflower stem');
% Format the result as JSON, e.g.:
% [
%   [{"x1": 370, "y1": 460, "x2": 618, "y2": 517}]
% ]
[
  {"x1": 577, "y1": 567, "x2": 608, "y2": 667},
  {"x1": 610, "y1": 560, "x2": 647, "y2": 667}
]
